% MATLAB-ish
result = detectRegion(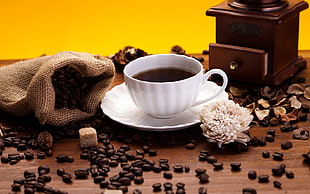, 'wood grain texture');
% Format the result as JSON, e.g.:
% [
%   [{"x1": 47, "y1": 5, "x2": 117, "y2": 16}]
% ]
[{"x1": 0, "y1": 51, "x2": 310, "y2": 194}]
